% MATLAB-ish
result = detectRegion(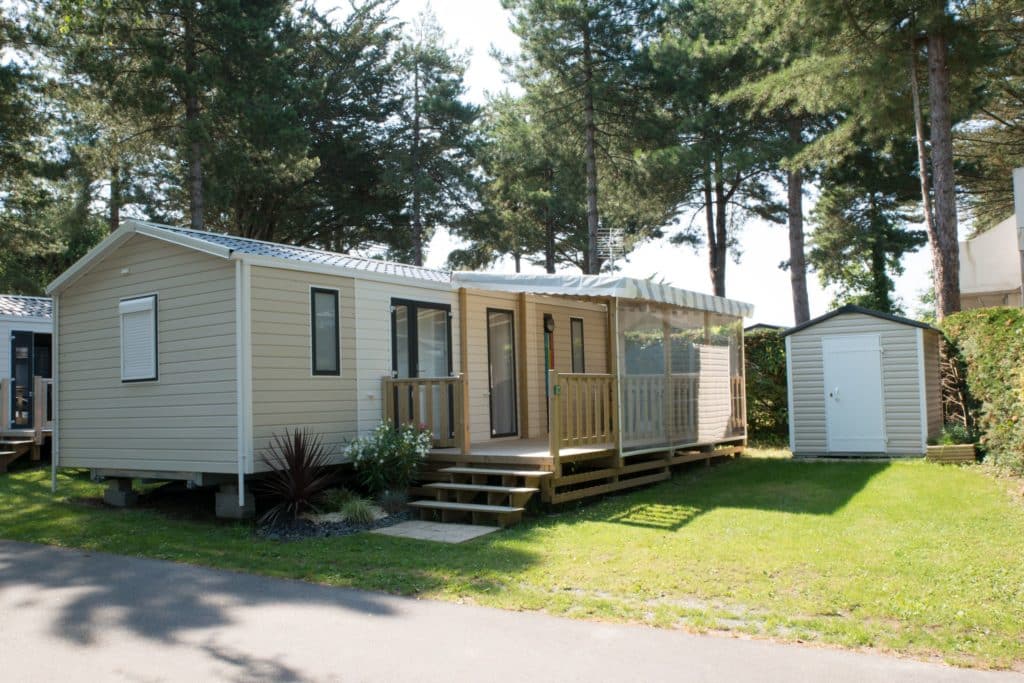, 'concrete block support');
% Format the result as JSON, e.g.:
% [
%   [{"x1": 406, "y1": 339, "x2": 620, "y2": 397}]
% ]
[
  {"x1": 103, "y1": 478, "x2": 138, "y2": 507},
  {"x1": 216, "y1": 484, "x2": 255, "y2": 520}
]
